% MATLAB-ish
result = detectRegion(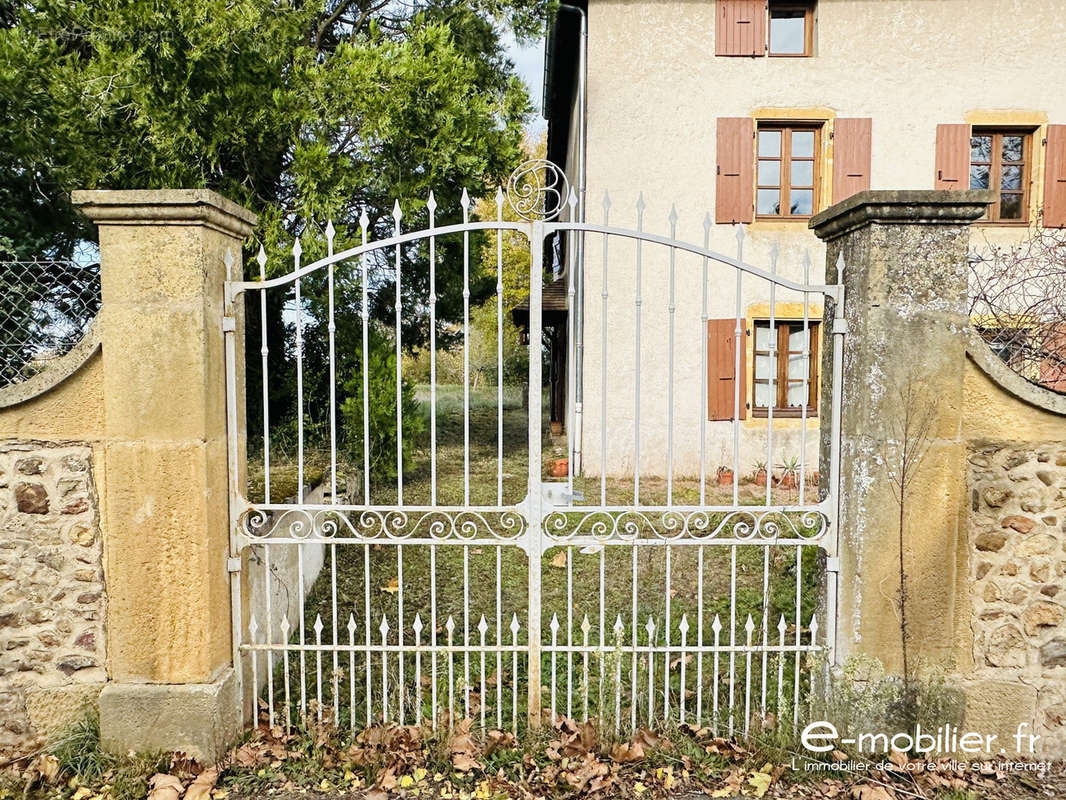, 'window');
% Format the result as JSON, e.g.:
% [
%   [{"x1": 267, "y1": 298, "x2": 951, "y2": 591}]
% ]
[
  {"x1": 752, "y1": 321, "x2": 819, "y2": 416},
  {"x1": 756, "y1": 125, "x2": 821, "y2": 219},
  {"x1": 768, "y1": 2, "x2": 814, "y2": 56},
  {"x1": 969, "y1": 129, "x2": 1032, "y2": 223}
]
